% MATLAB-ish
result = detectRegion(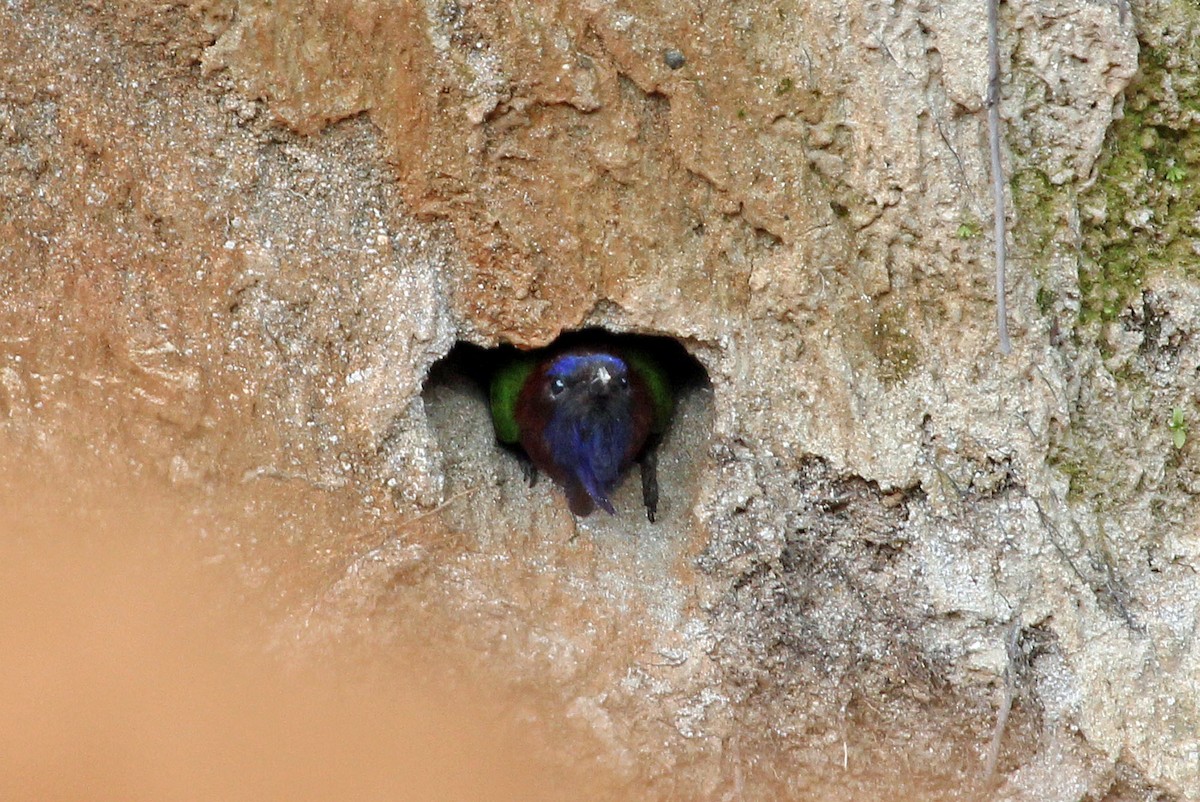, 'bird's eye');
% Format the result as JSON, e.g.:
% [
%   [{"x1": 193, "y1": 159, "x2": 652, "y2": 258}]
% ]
[
  {"x1": 618, "y1": 376, "x2": 628, "y2": 387},
  {"x1": 550, "y1": 378, "x2": 566, "y2": 396}
]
